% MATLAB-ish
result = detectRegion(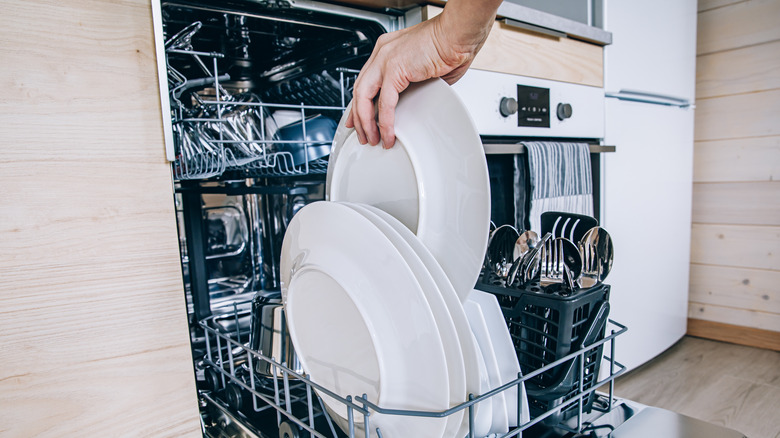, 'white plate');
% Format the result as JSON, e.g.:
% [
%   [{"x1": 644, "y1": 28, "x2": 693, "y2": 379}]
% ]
[
  {"x1": 343, "y1": 202, "x2": 466, "y2": 438},
  {"x1": 326, "y1": 78, "x2": 491, "y2": 302},
  {"x1": 465, "y1": 299, "x2": 509, "y2": 435},
  {"x1": 470, "y1": 335, "x2": 495, "y2": 437},
  {"x1": 360, "y1": 204, "x2": 487, "y2": 438},
  {"x1": 468, "y1": 289, "x2": 530, "y2": 427},
  {"x1": 280, "y1": 202, "x2": 449, "y2": 438}
]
